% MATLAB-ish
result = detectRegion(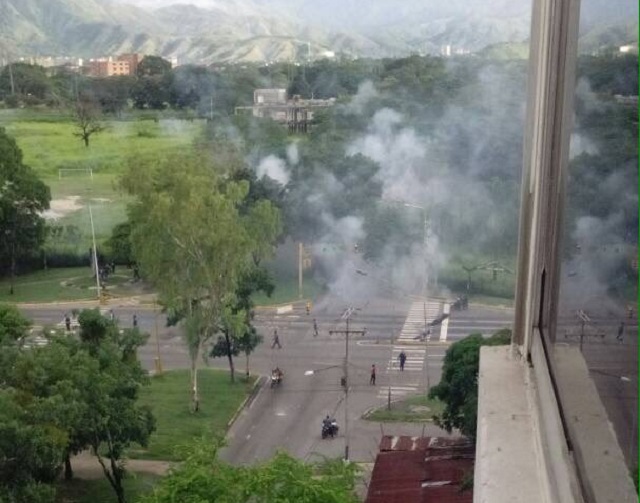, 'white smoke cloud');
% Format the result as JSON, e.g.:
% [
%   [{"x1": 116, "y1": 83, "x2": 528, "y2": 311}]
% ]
[
  {"x1": 286, "y1": 142, "x2": 299, "y2": 165},
  {"x1": 256, "y1": 155, "x2": 290, "y2": 185},
  {"x1": 343, "y1": 80, "x2": 378, "y2": 115}
]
